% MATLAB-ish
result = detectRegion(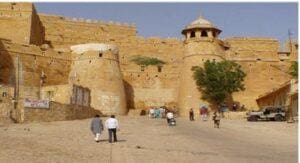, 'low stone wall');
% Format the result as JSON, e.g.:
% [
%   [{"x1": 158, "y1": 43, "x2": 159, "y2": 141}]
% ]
[
  {"x1": 223, "y1": 111, "x2": 247, "y2": 120},
  {"x1": 0, "y1": 100, "x2": 14, "y2": 125},
  {"x1": 0, "y1": 101, "x2": 12, "y2": 118},
  {"x1": 23, "y1": 101, "x2": 101, "y2": 122},
  {"x1": 127, "y1": 109, "x2": 145, "y2": 116}
]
